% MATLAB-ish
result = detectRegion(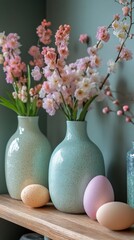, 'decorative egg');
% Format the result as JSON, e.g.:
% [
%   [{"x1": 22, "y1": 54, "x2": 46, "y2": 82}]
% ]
[
  {"x1": 83, "y1": 175, "x2": 114, "y2": 220},
  {"x1": 96, "y1": 201, "x2": 134, "y2": 230},
  {"x1": 21, "y1": 184, "x2": 50, "y2": 208}
]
